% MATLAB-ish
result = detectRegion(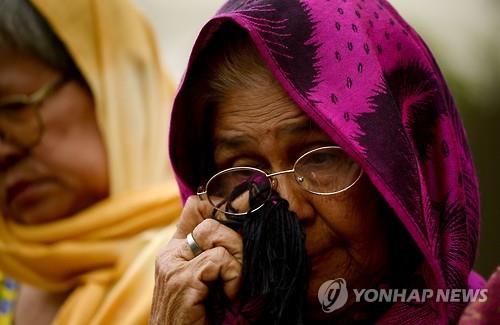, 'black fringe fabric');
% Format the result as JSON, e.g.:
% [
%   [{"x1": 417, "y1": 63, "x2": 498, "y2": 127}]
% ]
[{"x1": 208, "y1": 190, "x2": 309, "y2": 325}]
